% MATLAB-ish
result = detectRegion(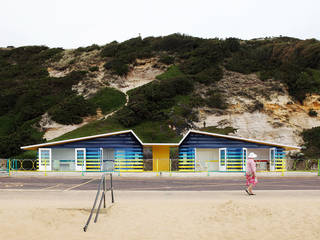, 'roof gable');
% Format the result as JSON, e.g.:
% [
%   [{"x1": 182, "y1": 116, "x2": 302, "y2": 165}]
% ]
[
  {"x1": 179, "y1": 130, "x2": 300, "y2": 150},
  {"x1": 21, "y1": 130, "x2": 143, "y2": 150}
]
